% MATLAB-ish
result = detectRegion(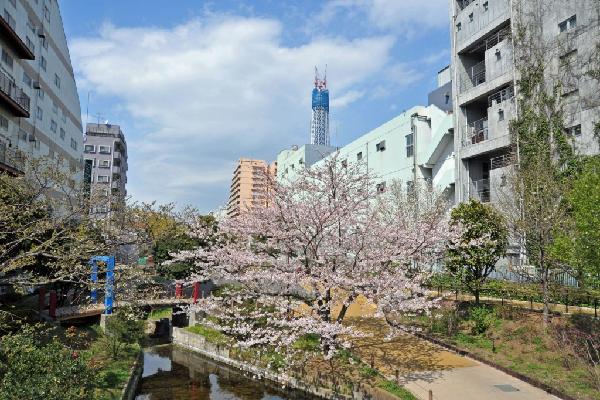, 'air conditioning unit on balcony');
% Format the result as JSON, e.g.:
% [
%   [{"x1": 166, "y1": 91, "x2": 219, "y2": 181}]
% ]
[
  {"x1": 32, "y1": 81, "x2": 41, "y2": 89},
  {"x1": 37, "y1": 27, "x2": 46, "y2": 38}
]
